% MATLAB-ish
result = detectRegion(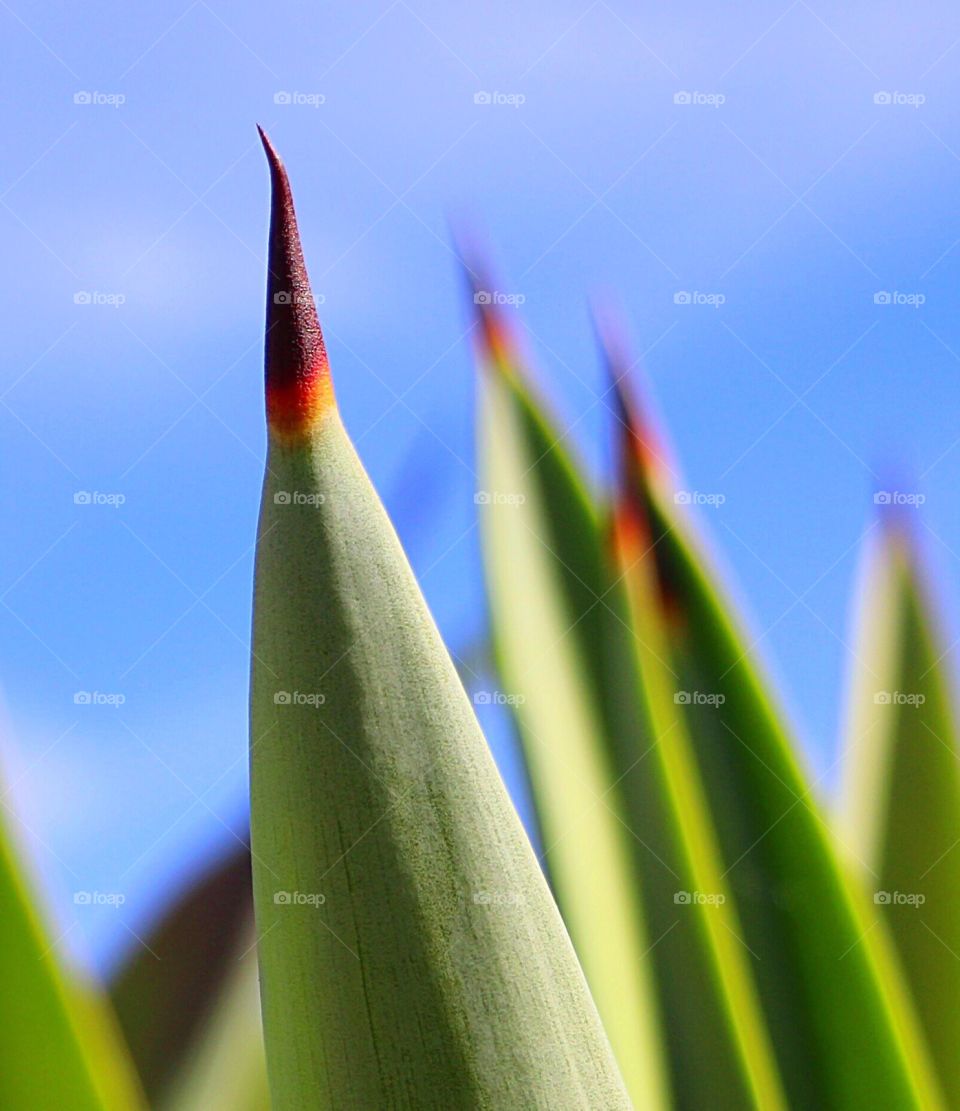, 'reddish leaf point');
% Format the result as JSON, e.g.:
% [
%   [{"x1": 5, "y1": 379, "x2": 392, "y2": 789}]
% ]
[
  {"x1": 598, "y1": 317, "x2": 682, "y2": 627},
  {"x1": 259, "y1": 126, "x2": 333, "y2": 441},
  {"x1": 473, "y1": 295, "x2": 517, "y2": 377},
  {"x1": 595, "y1": 309, "x2": 666, "y2": 489},
  {"x1": 454, "y1": 237, "x2": 522, "y2": 379}
]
